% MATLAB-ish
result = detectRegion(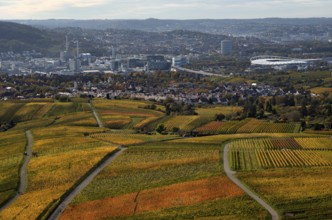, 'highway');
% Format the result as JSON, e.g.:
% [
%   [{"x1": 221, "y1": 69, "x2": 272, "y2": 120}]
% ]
[{"x1": 172, "y1": 66, "x2": 229, "y2": 77}]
